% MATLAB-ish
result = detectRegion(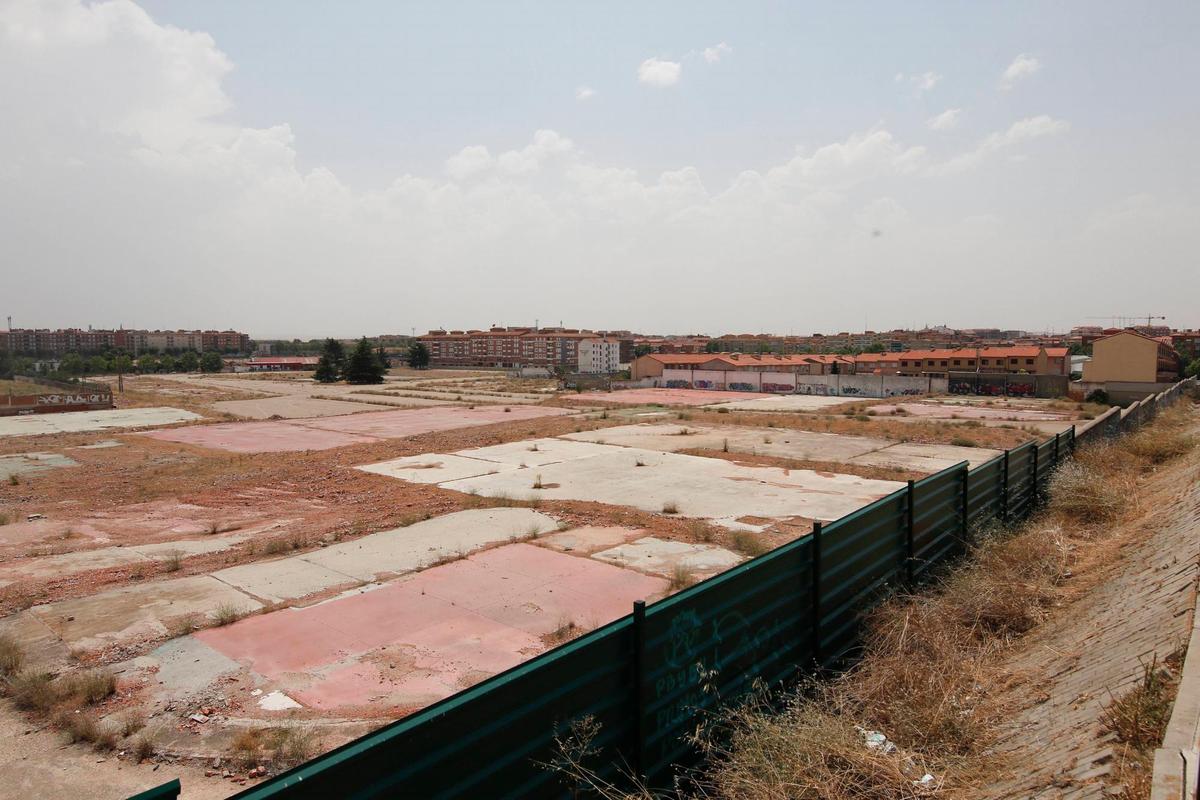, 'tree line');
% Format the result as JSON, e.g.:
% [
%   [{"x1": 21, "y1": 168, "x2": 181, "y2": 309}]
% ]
[
  {"x1": 0, "y1": 349, "x2": 223, "y2": 380},
  {"x1": 313, "y1": 338, "x2": 430, "y2": 384}
]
